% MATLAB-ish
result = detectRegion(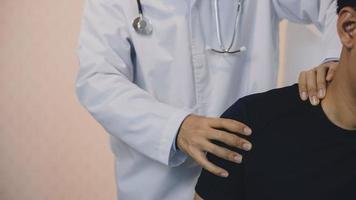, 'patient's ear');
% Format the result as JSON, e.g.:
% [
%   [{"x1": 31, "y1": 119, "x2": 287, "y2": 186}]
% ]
[{"x1": 338, "y1": 7, "x2": 356, "y2": 49}]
